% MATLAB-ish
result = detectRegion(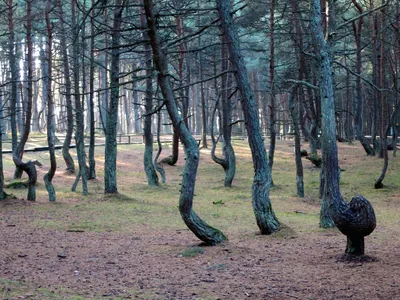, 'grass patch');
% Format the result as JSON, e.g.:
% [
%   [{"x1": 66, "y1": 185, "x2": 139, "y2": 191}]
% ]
[{"x1": 179, "y1": 246, "x2": 205, "y2": 258}]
